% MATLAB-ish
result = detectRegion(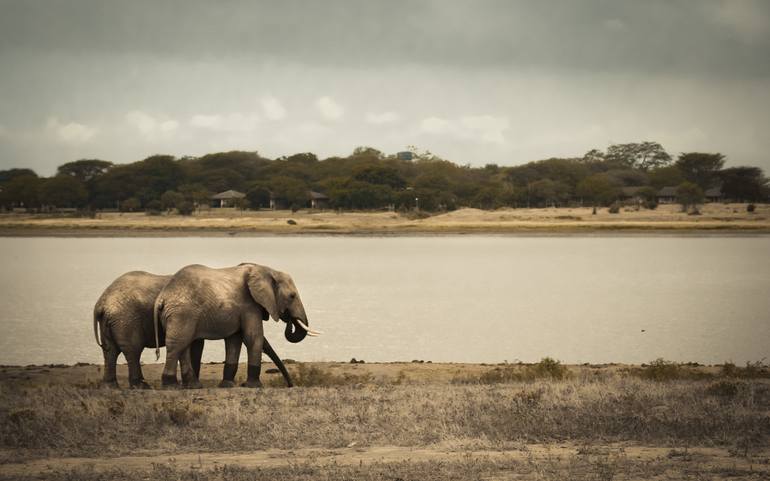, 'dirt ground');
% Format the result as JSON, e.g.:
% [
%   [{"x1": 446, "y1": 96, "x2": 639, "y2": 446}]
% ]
[
  {"x1": 1, "y1": 361, "x2": 768, "y2": 480},
  {"x1": 1, "y1": 203, "x2": 769, "y2": 235}
]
